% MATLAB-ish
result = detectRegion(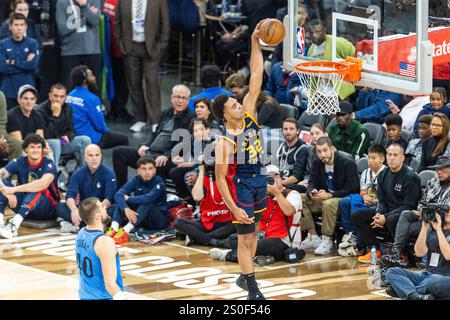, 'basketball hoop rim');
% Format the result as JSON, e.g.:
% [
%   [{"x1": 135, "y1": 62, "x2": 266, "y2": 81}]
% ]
[{"x1": 294, "y1": 61, "x2": 350, "y2": 75}]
